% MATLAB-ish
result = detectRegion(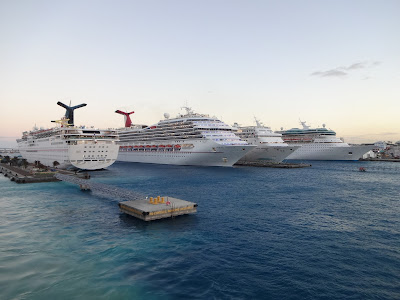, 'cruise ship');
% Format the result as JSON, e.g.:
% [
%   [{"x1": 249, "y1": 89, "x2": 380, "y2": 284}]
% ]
[
  {"x1": 276, "y1": 121, "x2": 373, "y2": 160},
  {"x1": 17, "y1": 102, "x2": 119, "y2": 170},
  {"x1": 233, "y1": 118, "x2": 299, "y2": 162},
  {"x1": 116, "y1": 107, "x2": 256, "y2": 167}
]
